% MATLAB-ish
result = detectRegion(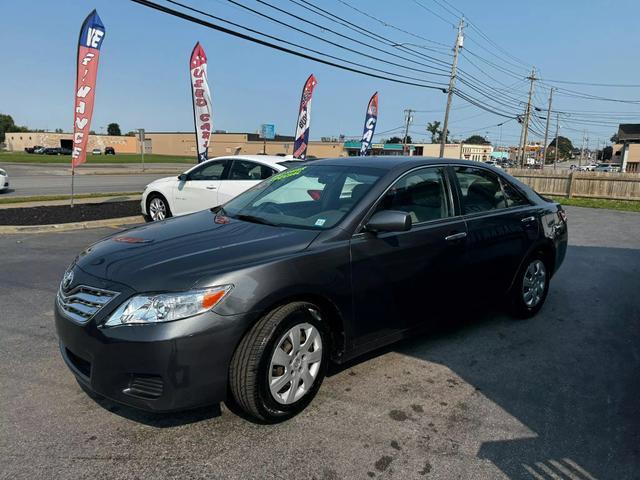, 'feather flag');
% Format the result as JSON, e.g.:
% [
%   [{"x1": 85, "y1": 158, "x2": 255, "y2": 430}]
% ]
[
  {"x1": 190, "y1": 42, "x2": 213, "y2": 163},
  {"x1": 359, "y1": 92, "x2": 379, "y2": 156},
  {"x1": 72, "y1": 10, "x2": 105, "y2": 168},
  {"x1": 293, "y1": 74, "x2": 317, "y2": 159}
]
